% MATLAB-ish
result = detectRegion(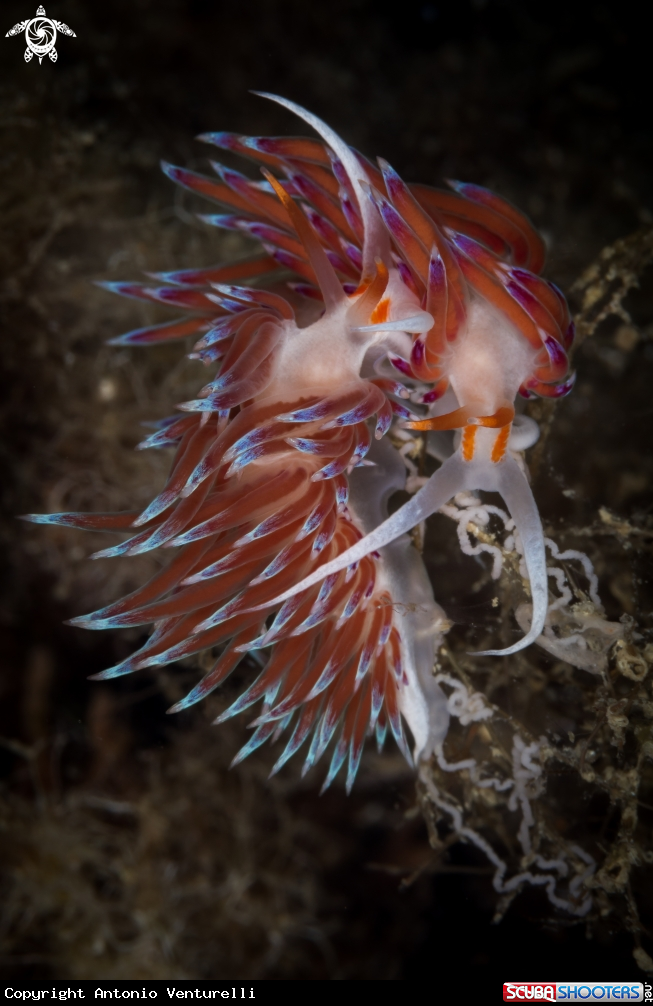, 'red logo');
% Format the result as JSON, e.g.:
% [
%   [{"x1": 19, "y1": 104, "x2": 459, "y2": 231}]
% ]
[
  {"x1": 503, "y1": 985, "x2": 556, "y2": 1002},
  {"x1": 503, "y1": 983, "x2": 644, "y2": 1002}
]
